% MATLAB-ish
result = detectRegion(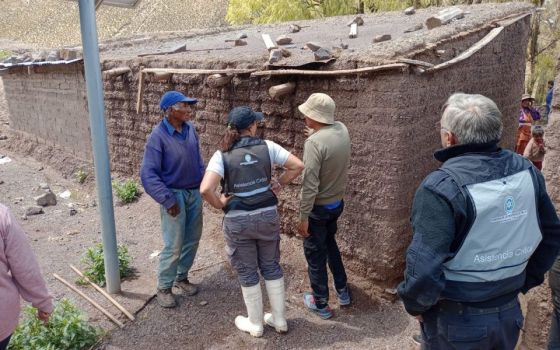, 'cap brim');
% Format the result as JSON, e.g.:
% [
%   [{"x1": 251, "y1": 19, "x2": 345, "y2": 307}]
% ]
[
  {"x1": 254, "y1": 111, "x2": 264, "y2": 121},
  {"x1": 179, "y1": 96, "x2": 198, "y2": 105}
]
